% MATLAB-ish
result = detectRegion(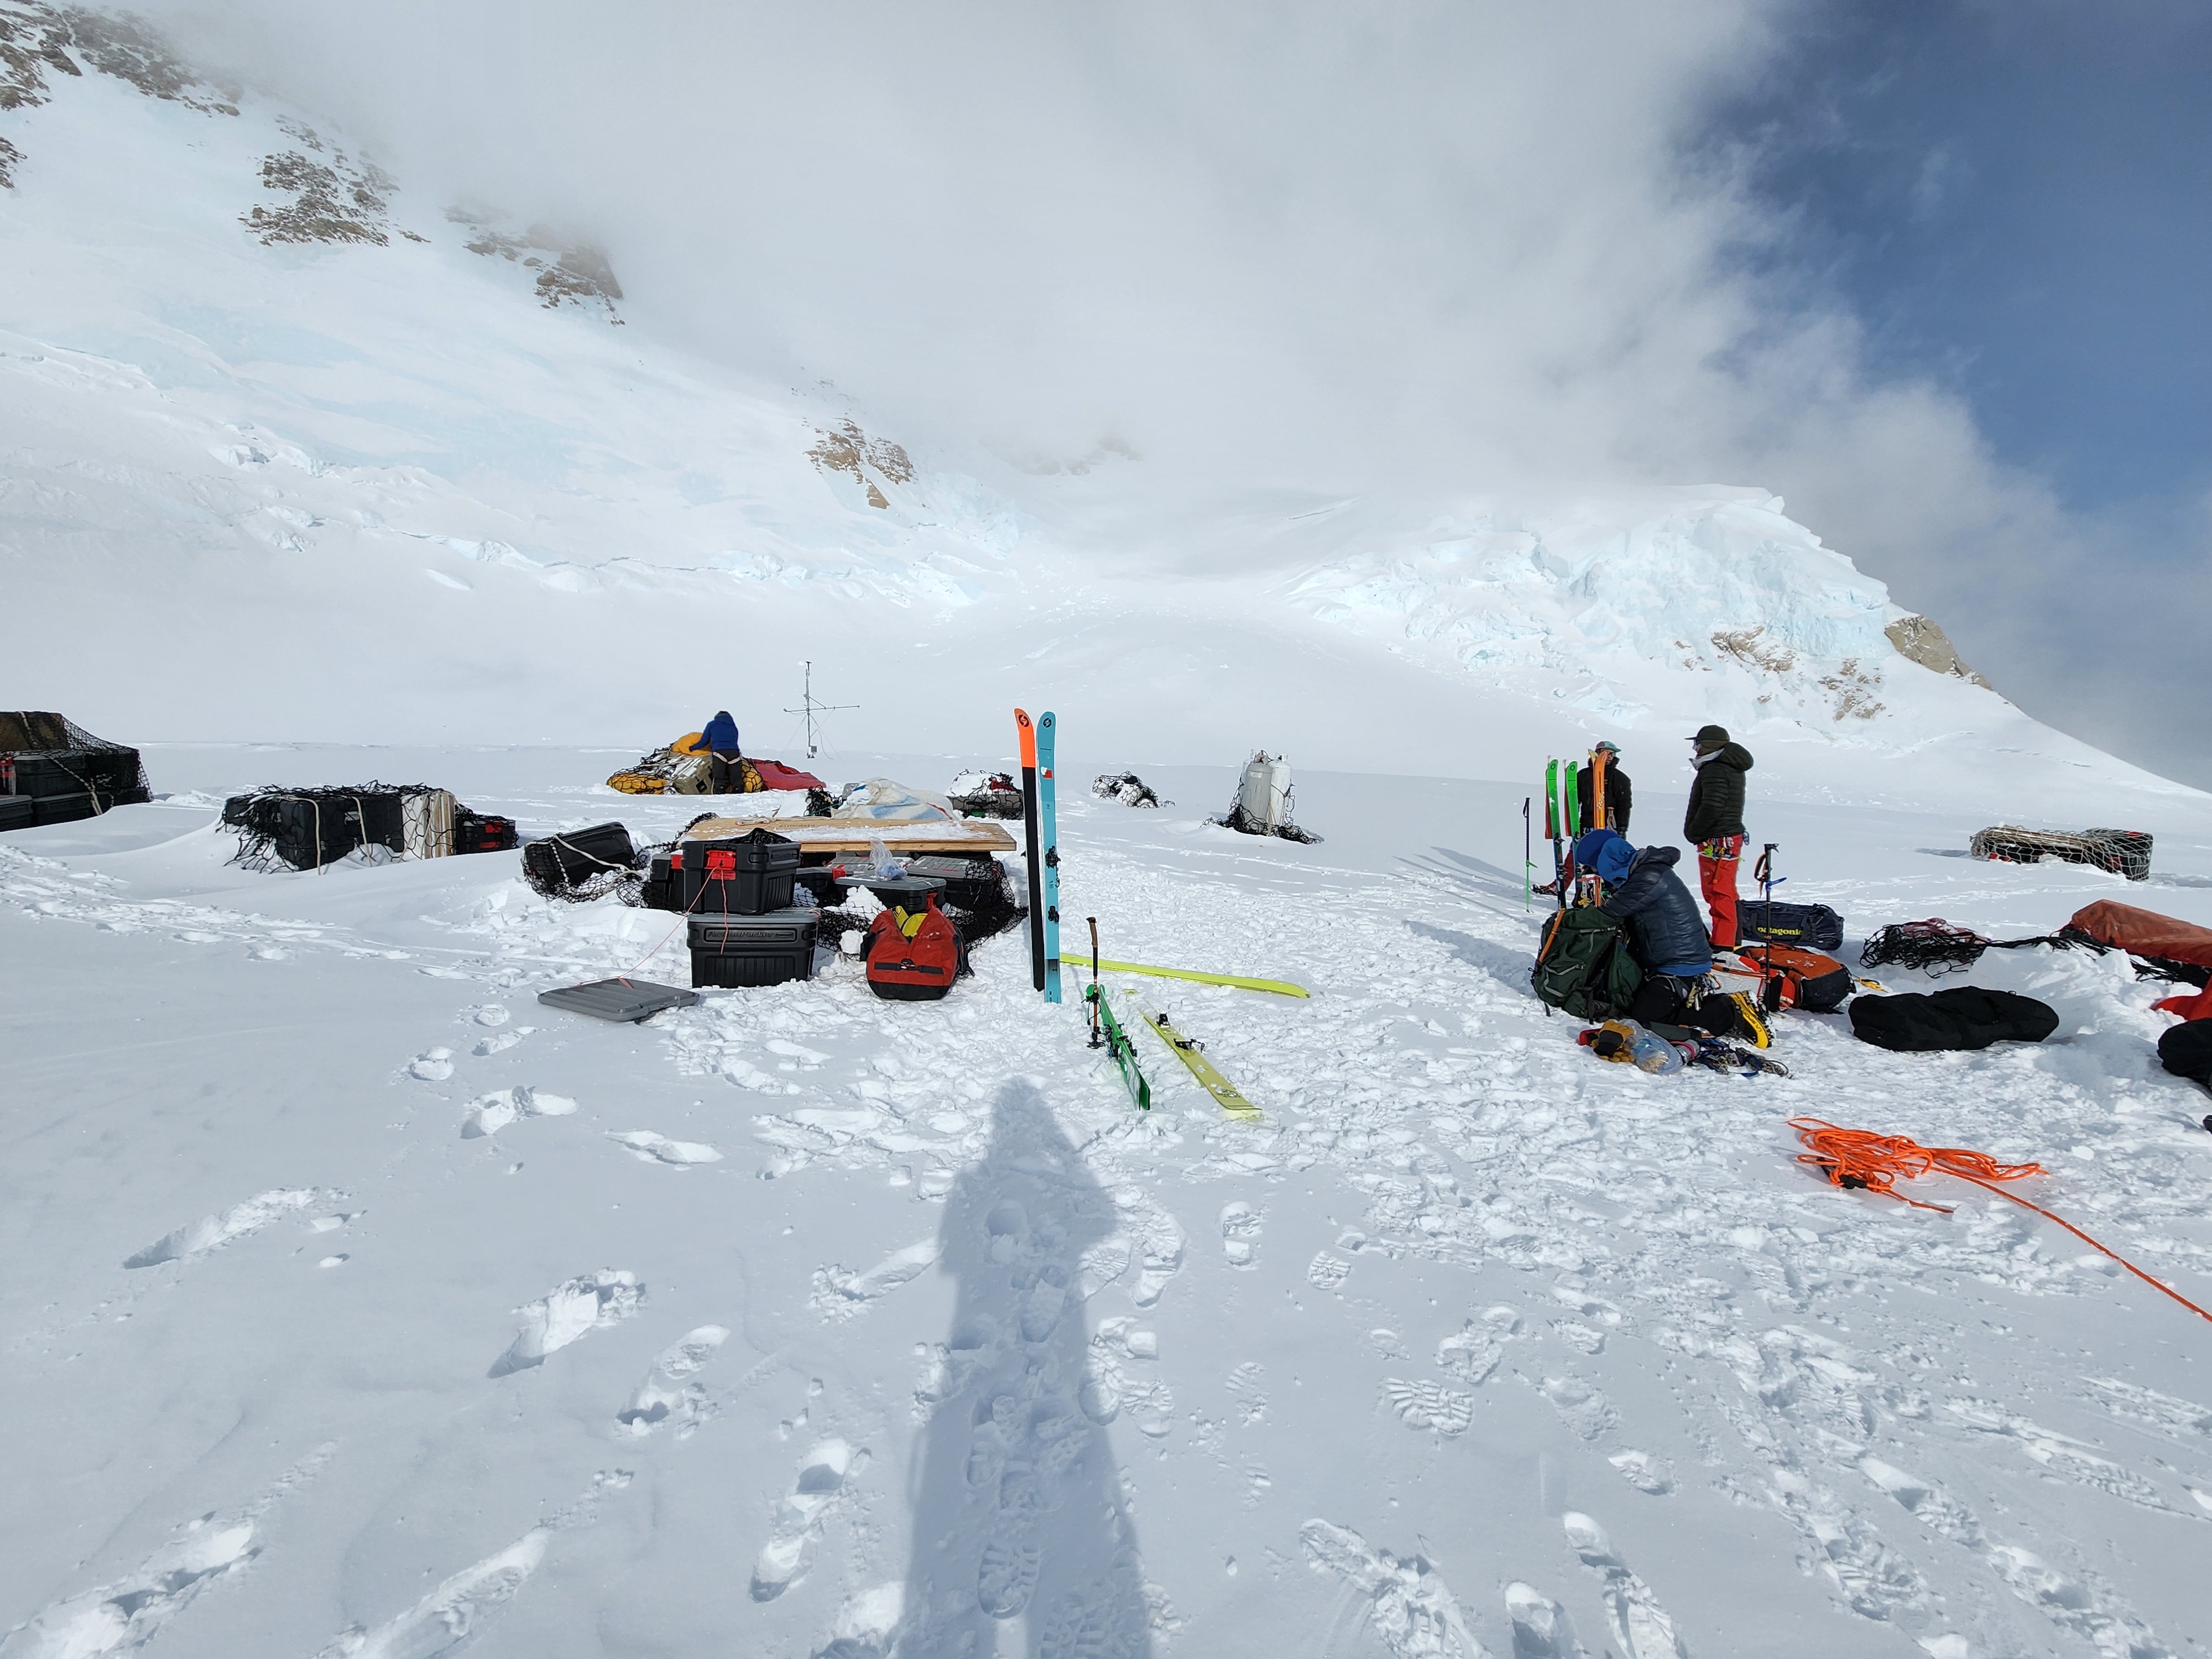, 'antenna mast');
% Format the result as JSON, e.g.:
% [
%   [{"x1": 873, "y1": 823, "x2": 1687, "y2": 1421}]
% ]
[{"x1": 782, "y1": 661, "x2": 857, "y2": 759}]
